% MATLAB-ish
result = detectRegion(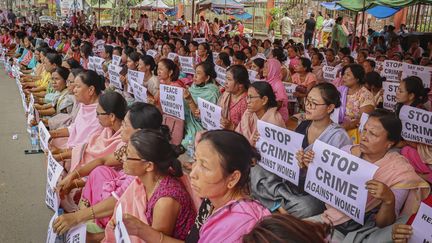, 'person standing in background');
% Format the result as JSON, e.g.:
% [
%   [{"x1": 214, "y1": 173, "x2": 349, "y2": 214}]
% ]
[
  {"x1": 331, "y1": 16, "x2": 348, "y2": 52},
  {"x1": 7, "y1": 9, "x2": 16, "y2": 27},
  {"x1": 280, "y1": 12, "x2": 293, "y2": 45},
  {"x1": 315, "y1": 11, "x2": 324, "y2": 46},
  {"x1": 303, "y1": 13, "x2": 316, "y2": 47},
  {"x1": 321, "y1": 14, "x2": 334, "y2": 47}
]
